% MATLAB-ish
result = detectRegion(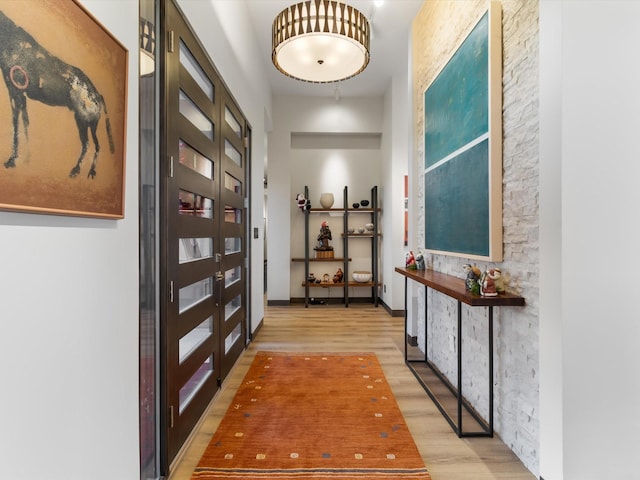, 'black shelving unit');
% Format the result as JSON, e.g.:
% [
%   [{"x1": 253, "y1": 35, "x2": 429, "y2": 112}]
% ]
[
  {"x1": 292, "y1": 185, "x2": 379, "y2": 307},
  {"x1": 343, "y1": 186, "x2": 379, "y2": 307}
]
